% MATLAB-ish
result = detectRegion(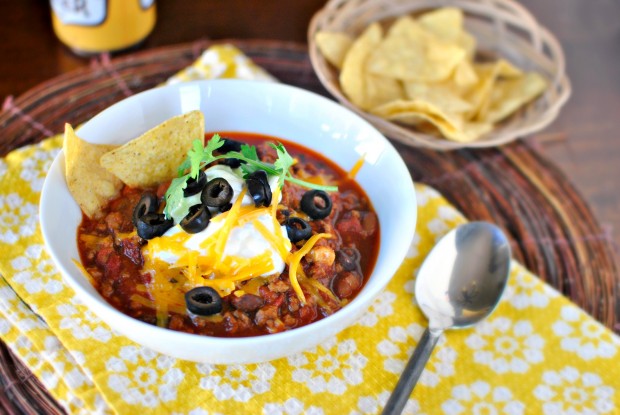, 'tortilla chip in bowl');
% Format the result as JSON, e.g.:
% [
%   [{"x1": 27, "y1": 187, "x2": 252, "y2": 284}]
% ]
[{"x1": 308, "y1": 0, "x2": 571, "y2": 150}]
